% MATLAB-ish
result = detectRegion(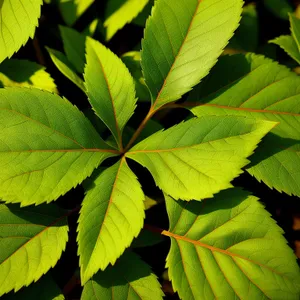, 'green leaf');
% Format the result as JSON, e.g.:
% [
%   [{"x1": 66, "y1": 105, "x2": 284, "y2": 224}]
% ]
[
  {"x1": 126, "y1": 116, "x2": 276, "y2": 201},
  {"x1": 131, "y1": 229, "x2": 164, "y2": 248},
  {"x1": 190, "y1": 53, "x2": 300, "y2": 197},
  {"x1": 0, "y1": 88, "x2": 117, "y2": 206},
  {"x1": 46, "y1": 47, "x2": 86, "y2": 92},
  {"x1": 290, "y1": 14, "x2": 300, "y2": 51},
  {"x1": 0, "y1": 203, "x2": 69, "y2": 296},
  {"x1": 141, "y1": 0, "x2": 243, "y2": 110},
  {"x1": 3, "y1": 274, "x2": 64, "y2": 300},
  {"x1": 263, "y1": 0, "x2": 293, "y2": 20},
  {"x1": 0, "y1": 59, "x2": 57, "y2": 93},
  {"x1": 104, "y1": 0, "x2": 149, "y2": 41},
  {"x1": 269, "y1": 35, "x2": 300, "y2": 64},
  {"x1": 81, "y1": 251, "x2": 163, "y2": 300},
  {"x1": 0, "y1": 0, "x2": 43, "y2": 63},
  {"x1": 122, "y1": 51, "x2": 151, "y2": 102},
  {"x1": 132, "y1": 0, "x2": 153, "y2": 27},
  {"x1": 58, "y1": 0, "x2": 95, "y2": 26},
  {"x1": 78, "y1": 158, "x2": 145, "y2": 284},
  {"x1": 229, "y1": 3, "x2": 259, "y2": 52},
  {"x1": 60, "y1": 26, "x2": 86, "y2": 74},
  {"x1": 84, "y1": 37, "x2": 137, "y2": 150},
  {"x1": 164, "y1": 189, "x2": 300, "y2": 299}
]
